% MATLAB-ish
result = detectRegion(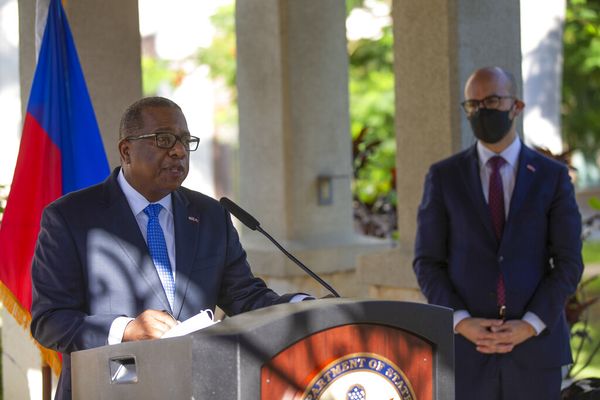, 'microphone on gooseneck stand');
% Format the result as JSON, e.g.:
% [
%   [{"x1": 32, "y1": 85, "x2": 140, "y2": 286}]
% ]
[{"x1": 219, "y1": 197, "x2": 341, "y2": 298}]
